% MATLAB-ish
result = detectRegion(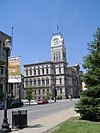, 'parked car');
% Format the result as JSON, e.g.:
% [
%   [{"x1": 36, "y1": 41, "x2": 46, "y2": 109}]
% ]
[
  {"x1": 11, "y1": 99, "x2": 24, "y2": 108},
  {"x1": 37, "y1": 99, "x2": 48, "y2": 104},
  {"x1": 0, "y1": 102, "x2": 4, "y2": 110}
]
